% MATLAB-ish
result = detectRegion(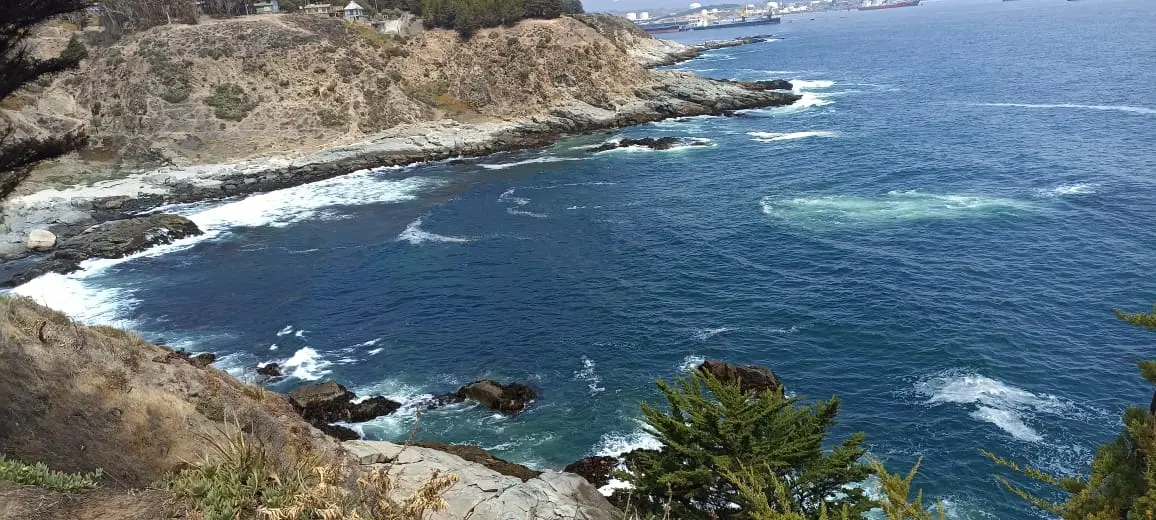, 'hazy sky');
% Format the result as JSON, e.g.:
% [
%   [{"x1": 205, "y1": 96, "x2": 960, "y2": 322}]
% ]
[{"x1": 585, "y1": 0, "x2": 711, "y2": 14}]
